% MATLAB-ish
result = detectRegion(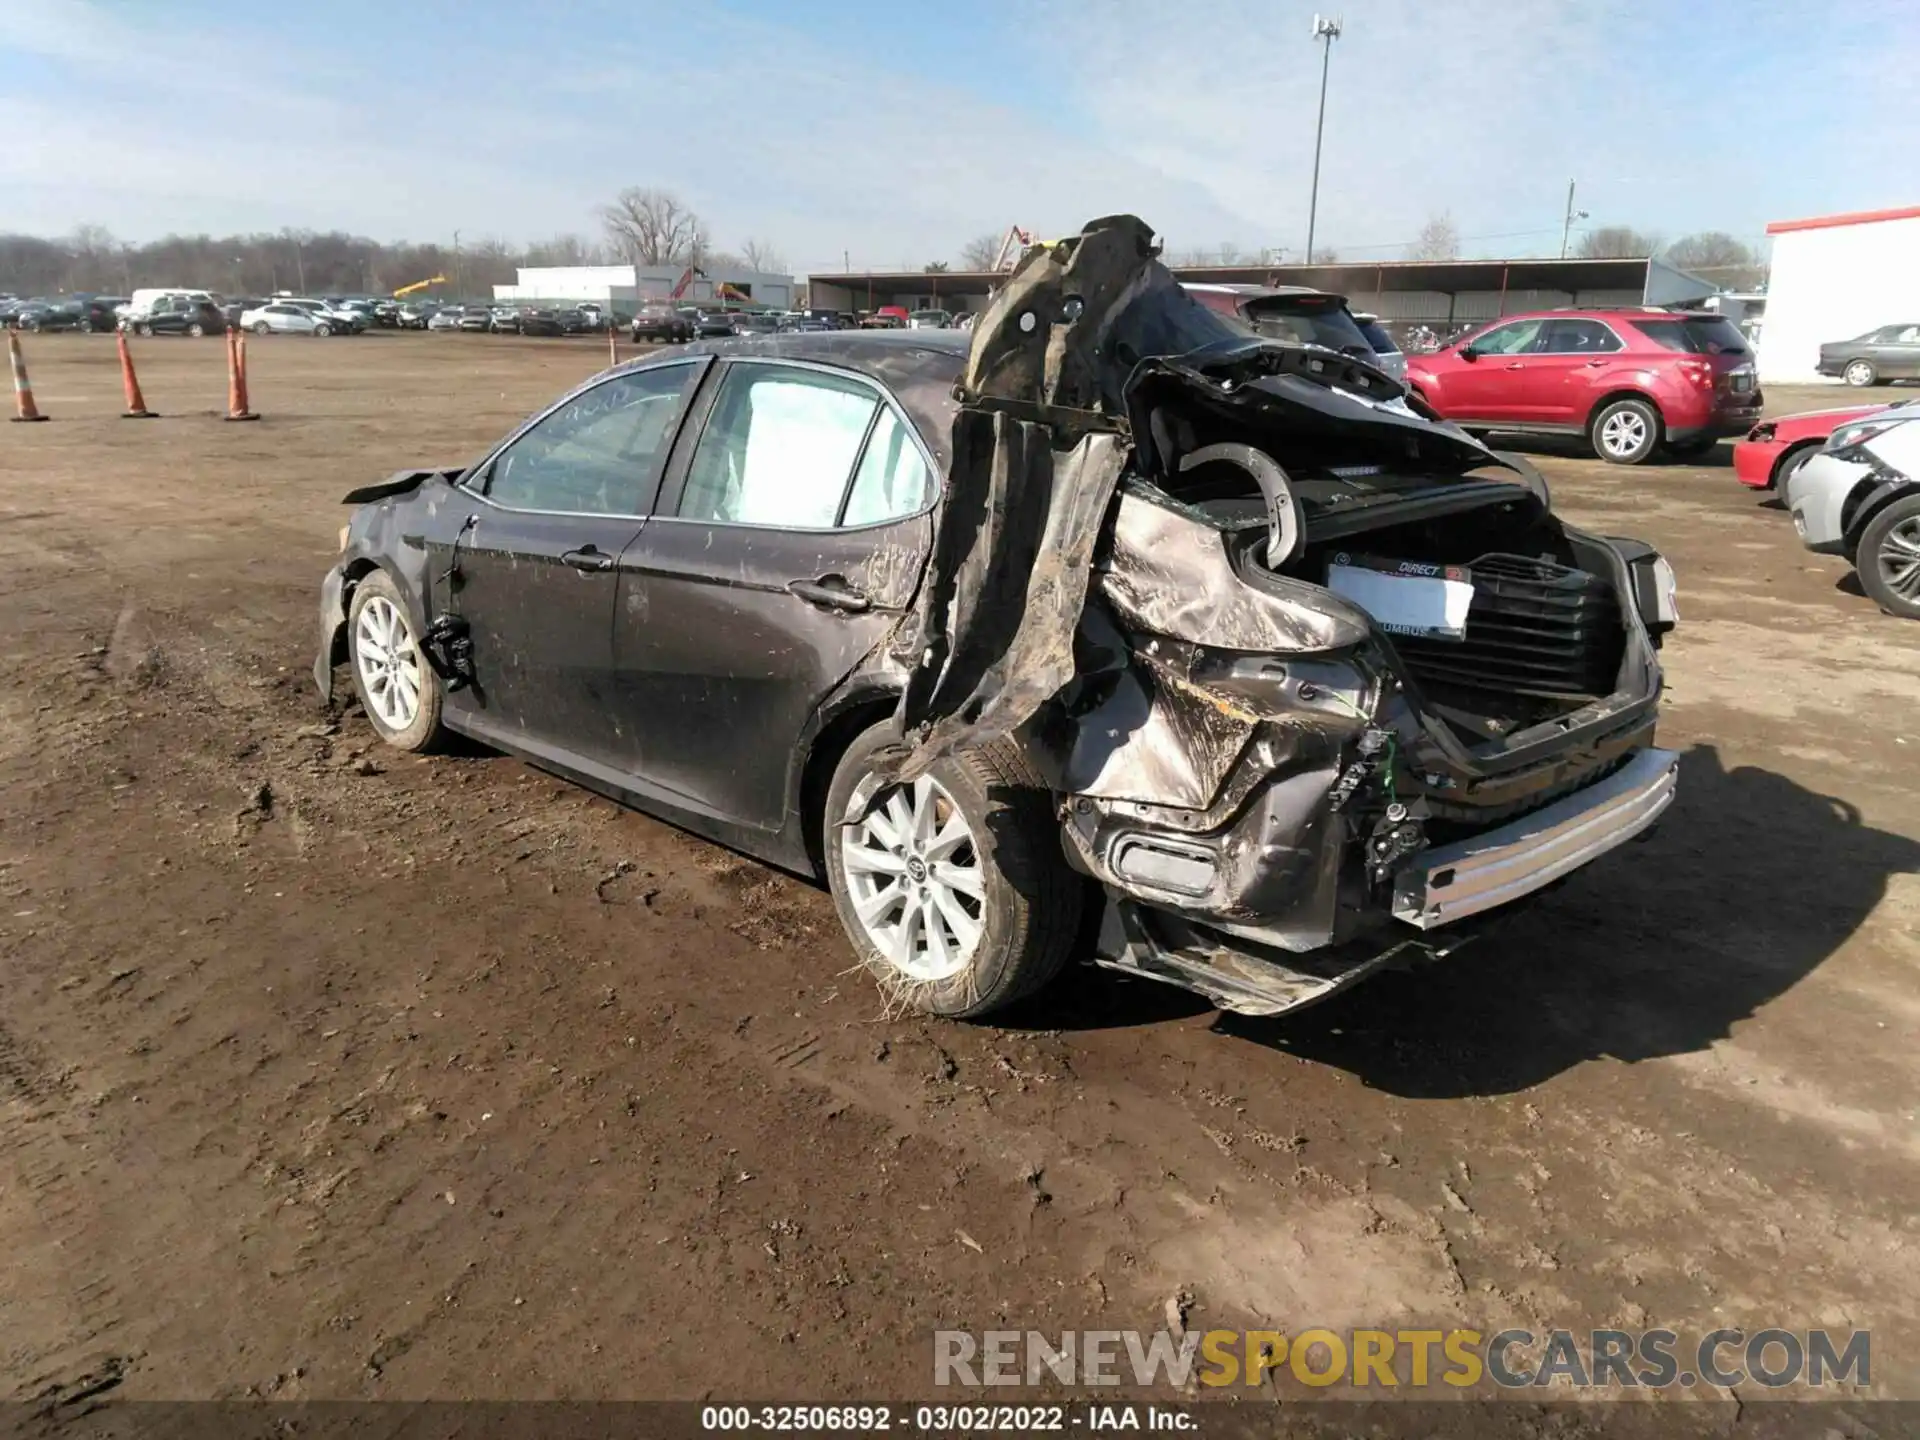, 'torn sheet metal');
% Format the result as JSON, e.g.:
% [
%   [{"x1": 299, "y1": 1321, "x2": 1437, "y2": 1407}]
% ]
[{"x1": 886, "y1": 414, "x2": 1127, "y2": 778}]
